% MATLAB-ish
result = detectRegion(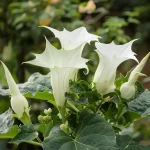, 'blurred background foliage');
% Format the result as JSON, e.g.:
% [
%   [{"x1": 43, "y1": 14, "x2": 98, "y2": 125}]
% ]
[{"x1": 0, "y1": 0, "x2": 150, "y2": 149}]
